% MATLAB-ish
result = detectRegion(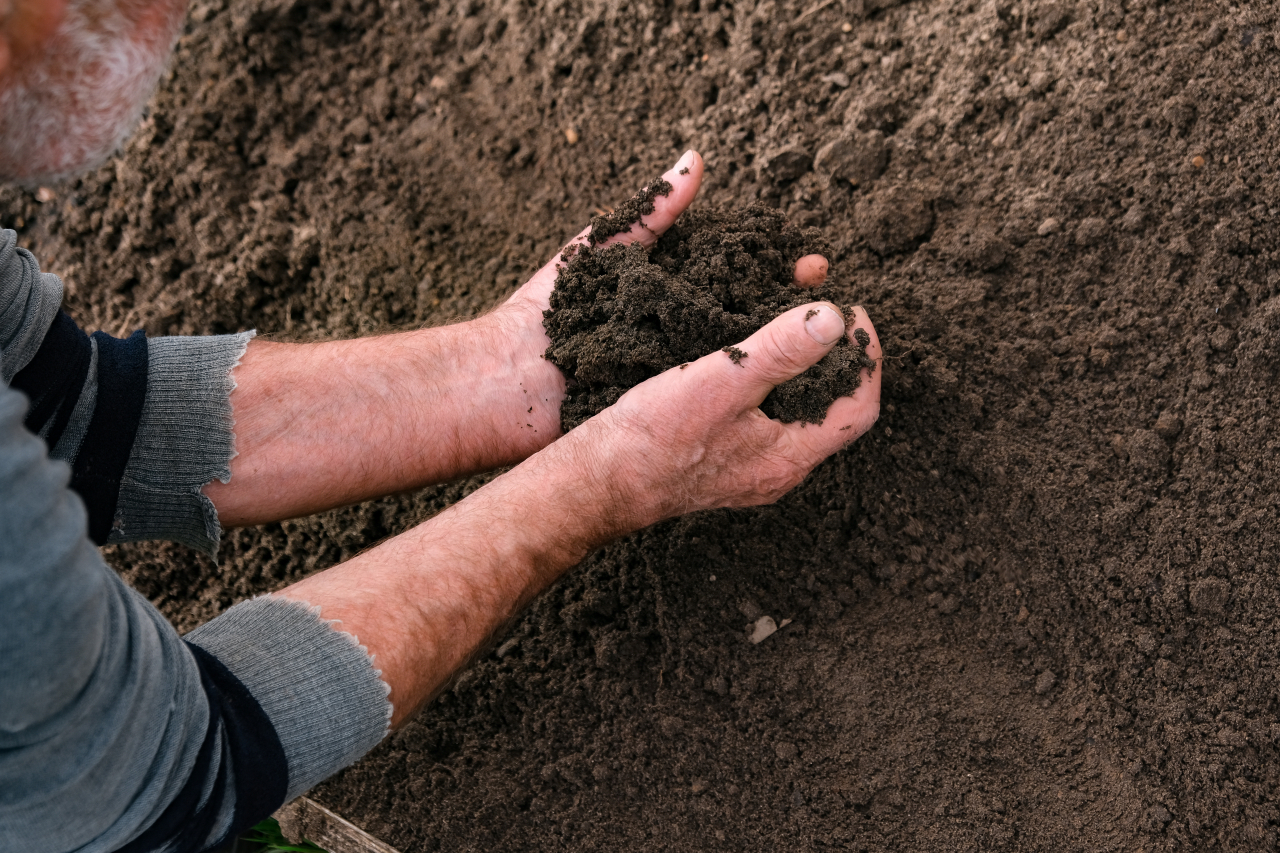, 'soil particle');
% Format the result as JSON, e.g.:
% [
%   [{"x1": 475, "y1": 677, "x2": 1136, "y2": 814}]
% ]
[
  {"x1": 761, "y1": 146, "x2": 813, "y2": 182},
  {"x1": 857, "y1": 187, "x2": 935, "y2": 255},
  {"x1": 750, "y1": 616, "x2": 779, "y2": 645},
  {"x1": 544, "y1": 205, "x2": 875, "y2": 429},
  {"x1": 814, "y1": 131, "x2": 888, "y2": 186}
]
